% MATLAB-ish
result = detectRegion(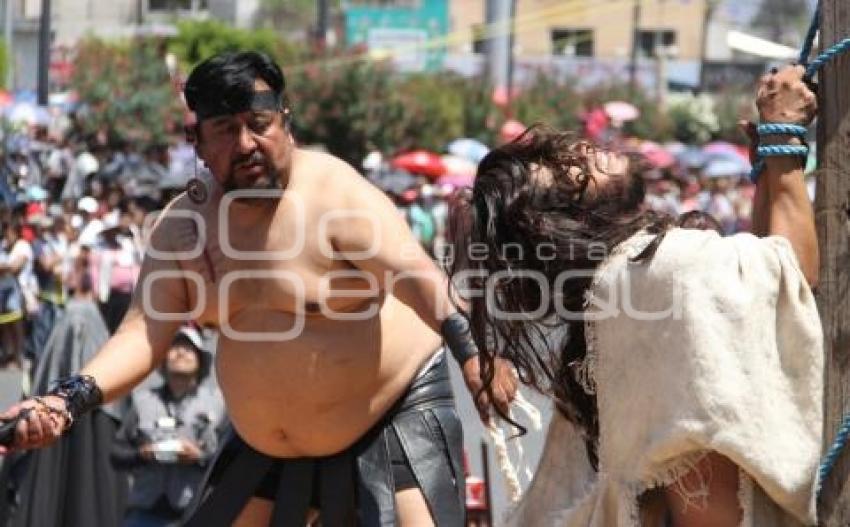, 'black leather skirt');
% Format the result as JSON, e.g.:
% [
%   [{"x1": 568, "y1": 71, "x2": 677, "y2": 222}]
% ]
[{"x1": 183, "y1": 351, "x2": 465, "y2": 526}]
